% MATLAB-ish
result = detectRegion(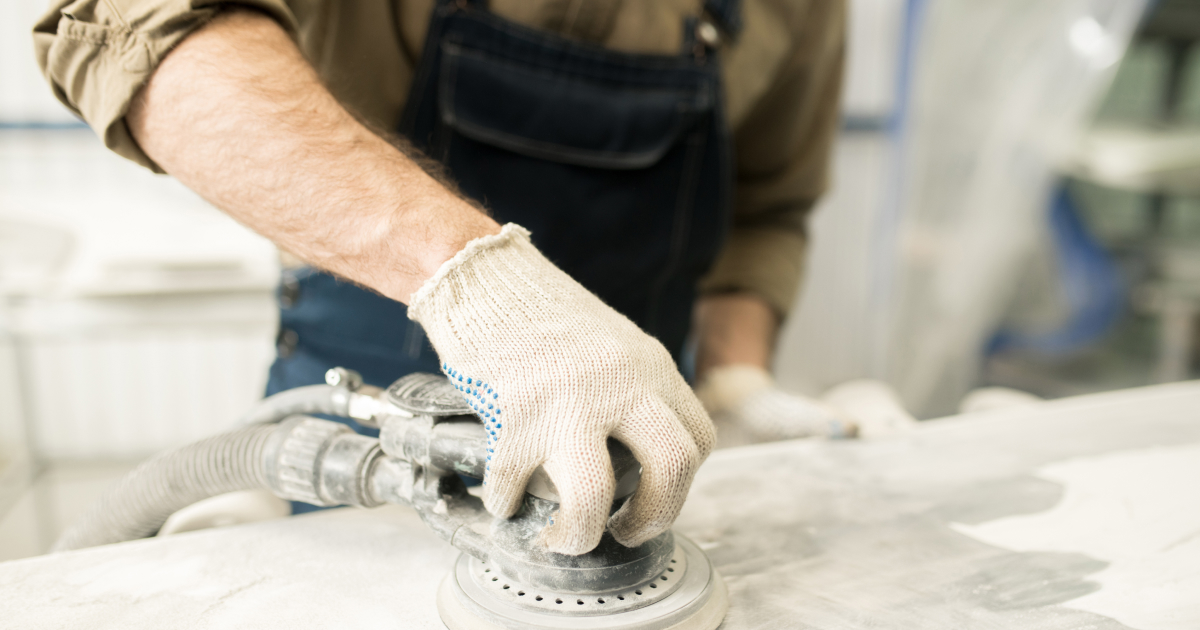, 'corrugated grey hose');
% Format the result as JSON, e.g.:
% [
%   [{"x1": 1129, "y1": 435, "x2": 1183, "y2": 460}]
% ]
[
  {"x1": 52, "y1": 424, "x2": 276, "y2": 552},
  {"x1": 53, "y1": 384, "x2": 353, "y2": 552},
  {"x1": 238, "y1": 384, "x2": 351, "y2": 425}
]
